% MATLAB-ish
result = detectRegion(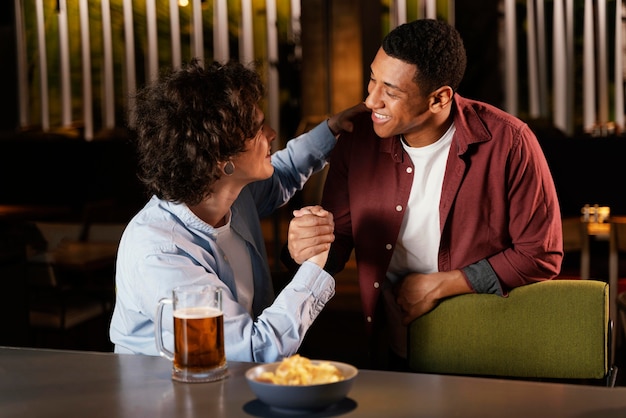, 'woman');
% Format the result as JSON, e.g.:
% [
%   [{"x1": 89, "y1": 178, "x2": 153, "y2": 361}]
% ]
[{"x1": 109, "y1": 59, "x2": 363, "y2": 362}]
